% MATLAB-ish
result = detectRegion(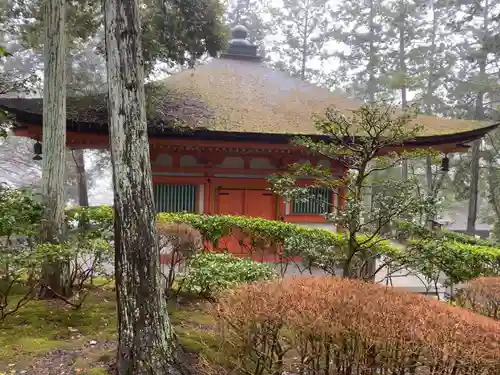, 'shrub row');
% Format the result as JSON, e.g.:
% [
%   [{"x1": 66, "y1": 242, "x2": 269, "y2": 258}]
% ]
[
  {"x1": 395, "y1": 220, "x2": 498, "y2": 247},
  {"x1": 213, "y1": 276, "x2": 500, "y2": 375},
  {"x1": 456, "y1": 277, "x2": 500, "y2": 320},
  {"x1": 66, "y1": 207, "x2": 397, "y2": 271},
  {"x1": 158, "y1": 212, "x2": 397, "y2": 275},
  {"x1": 398, "y1": 239, "x2": 500, "y2": 286},
  {"x1": 65, "y1": 208, "x2": 500, "y2": 284}
]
